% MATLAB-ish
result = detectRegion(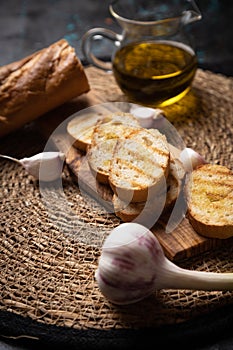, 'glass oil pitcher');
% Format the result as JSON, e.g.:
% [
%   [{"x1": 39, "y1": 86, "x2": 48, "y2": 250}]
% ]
[{"x1": 82, "y1": 0, "x2": 202, "y2": 107}]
